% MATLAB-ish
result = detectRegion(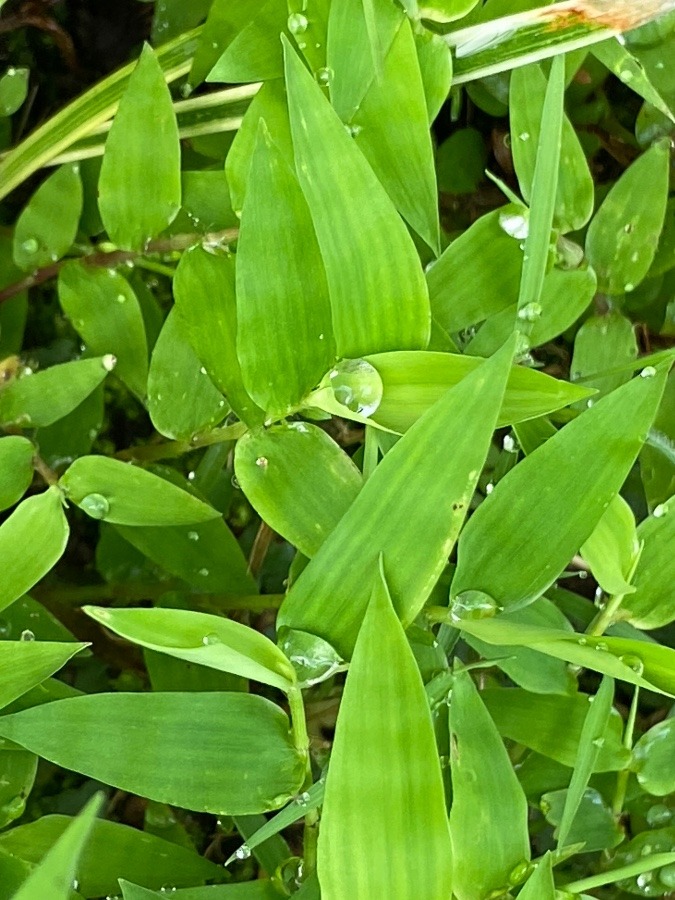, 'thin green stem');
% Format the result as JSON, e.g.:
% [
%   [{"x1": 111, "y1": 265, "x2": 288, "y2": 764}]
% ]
[
  {"x1": 362, "y1": 425, "x2": 379, "y2": 482},
  {"x1": 115, "y1": 421, "x2": 247, "y2": 462},
  {"x1": 32, "y1": 453, "x2": 59, "y2": 487},
  {"x1": 587, "y1": 549, "x2": 643, "y2": 637},
  {"x1": 613, "y1": 684, "x2": 640, "y2": 817},
  {"x1": 562, "y1": 852, "x2": 675, "y2": 893},
  {"x1": 287, "y1": 684, "x2": 319, "y2": 878}
]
